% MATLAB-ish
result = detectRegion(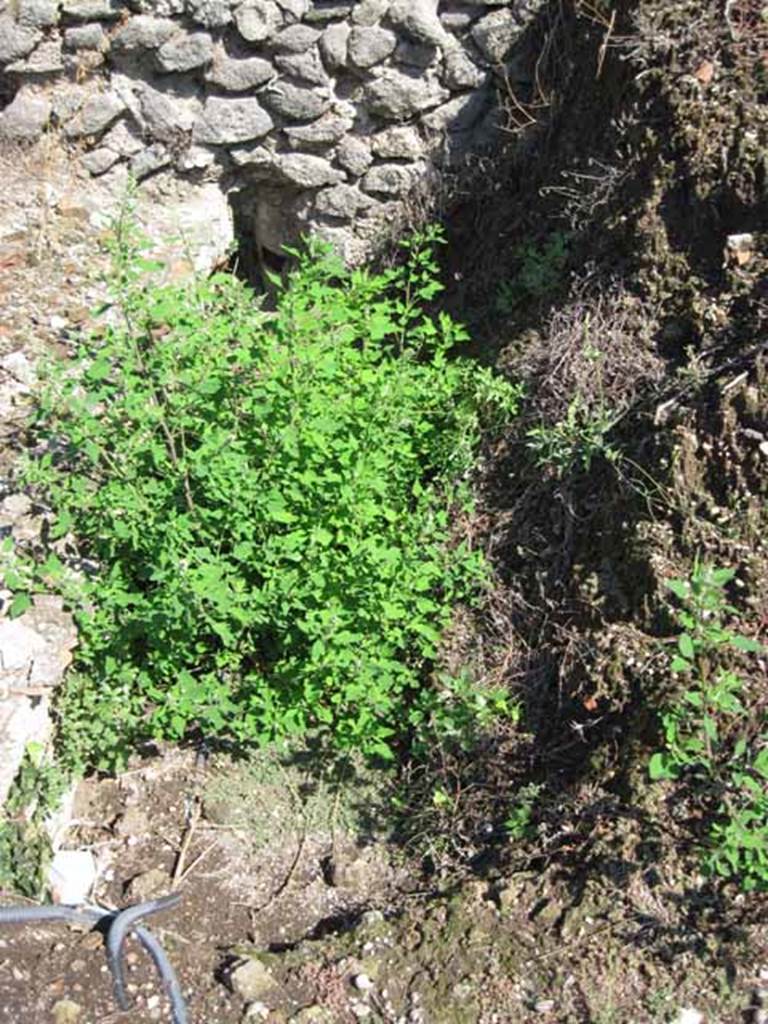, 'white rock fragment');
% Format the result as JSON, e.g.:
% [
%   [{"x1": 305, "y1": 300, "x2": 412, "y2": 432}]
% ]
[{"x1": 48, "y1": 850, "x2": 96, "y2": 905}]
